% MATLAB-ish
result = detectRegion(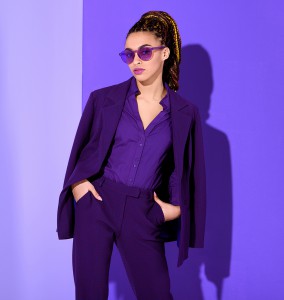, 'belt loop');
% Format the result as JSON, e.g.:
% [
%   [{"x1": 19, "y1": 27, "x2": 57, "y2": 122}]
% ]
[{"x1": 126, "y1": 186, "x2": 141, "y2": 198}]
